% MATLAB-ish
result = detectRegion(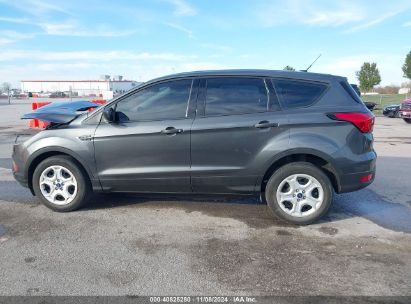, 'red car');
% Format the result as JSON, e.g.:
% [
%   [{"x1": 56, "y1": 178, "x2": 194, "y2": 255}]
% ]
[{"x1": 400, "y1": 99, "x2": 411, "y2": 123}]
